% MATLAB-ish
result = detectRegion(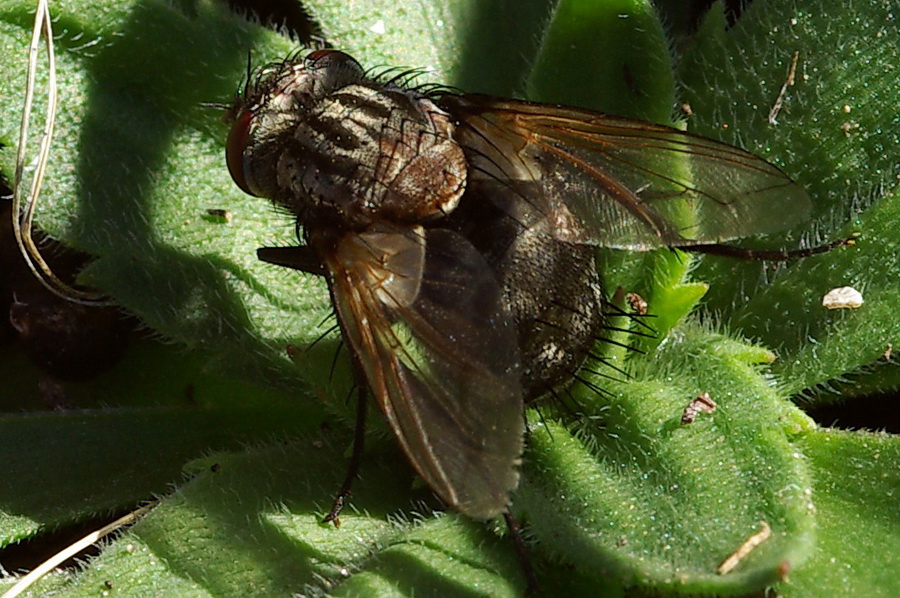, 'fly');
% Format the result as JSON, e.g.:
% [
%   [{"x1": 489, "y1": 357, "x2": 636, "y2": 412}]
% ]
[{"x1": 224, "y1": 49, "x2": 845, "y2": 582}]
